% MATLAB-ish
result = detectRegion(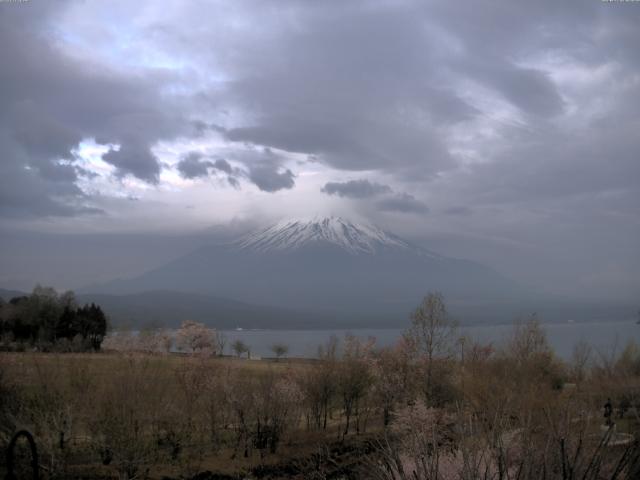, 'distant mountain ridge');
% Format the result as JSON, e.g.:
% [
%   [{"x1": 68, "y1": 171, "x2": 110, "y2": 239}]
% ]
[
  {"x1": 77, "y1": 290, "x2": 332, "y2": 329},
  {"x1": 0, "y1": 288, "x2": 333, "y2": 329},
  {"x1": 85, "y1": 216, "x2": 532, "y2": 324},
  {"x1": 0, "y1": 288, "x2": 26, "y2": 301},
  {"x1": 6, "y1": 285, "x2": 635, "y2": 330},
  {"x1": 78, "y1": 216, "x2": 638, "y2": 327},
  {"x1": 7, "y1": 215, "x2": 639, "y2": 328}
]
